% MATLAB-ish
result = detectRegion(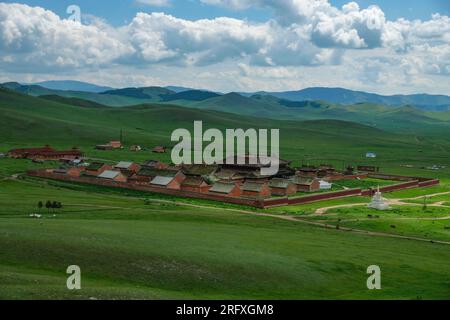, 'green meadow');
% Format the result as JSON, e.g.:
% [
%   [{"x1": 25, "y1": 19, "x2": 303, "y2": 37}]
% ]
[
  {"x1": 1, "y1": 178, "x2": 450, "y2": 300},
  {"x1": 1, "y1": 88, "x2": 450, "y2": 299}
]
